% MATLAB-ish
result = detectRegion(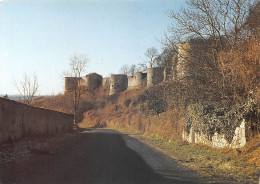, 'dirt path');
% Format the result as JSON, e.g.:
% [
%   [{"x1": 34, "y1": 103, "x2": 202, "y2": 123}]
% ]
[{"x1": 0, "y1": 129, "x2": 209, "y2": 184}]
